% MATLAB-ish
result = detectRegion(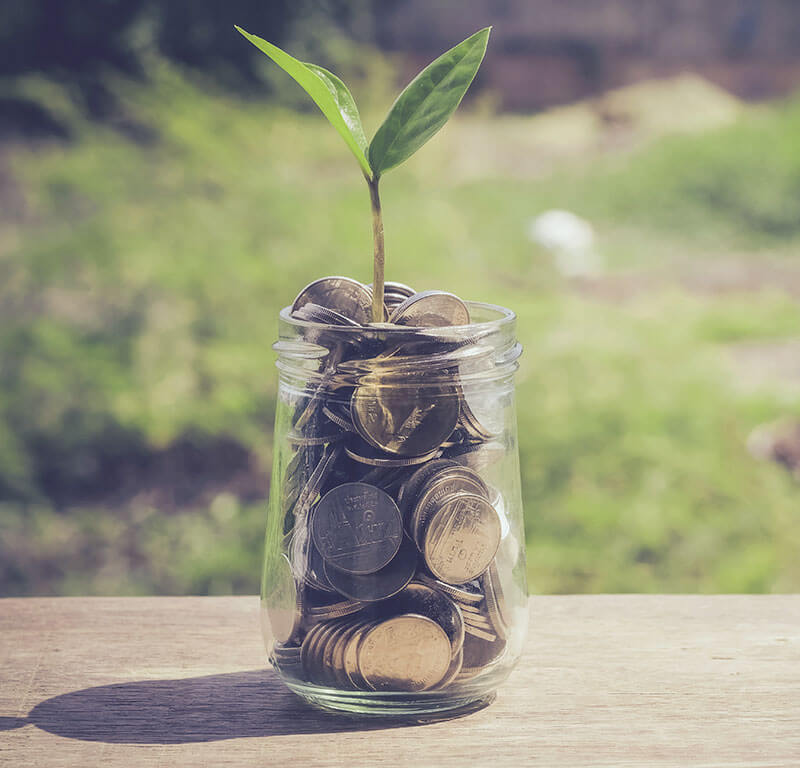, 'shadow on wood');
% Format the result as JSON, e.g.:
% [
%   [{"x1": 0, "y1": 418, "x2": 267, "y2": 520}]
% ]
[{"x1": 22, "y1": 669, "x2": 413, "y2": 743}]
